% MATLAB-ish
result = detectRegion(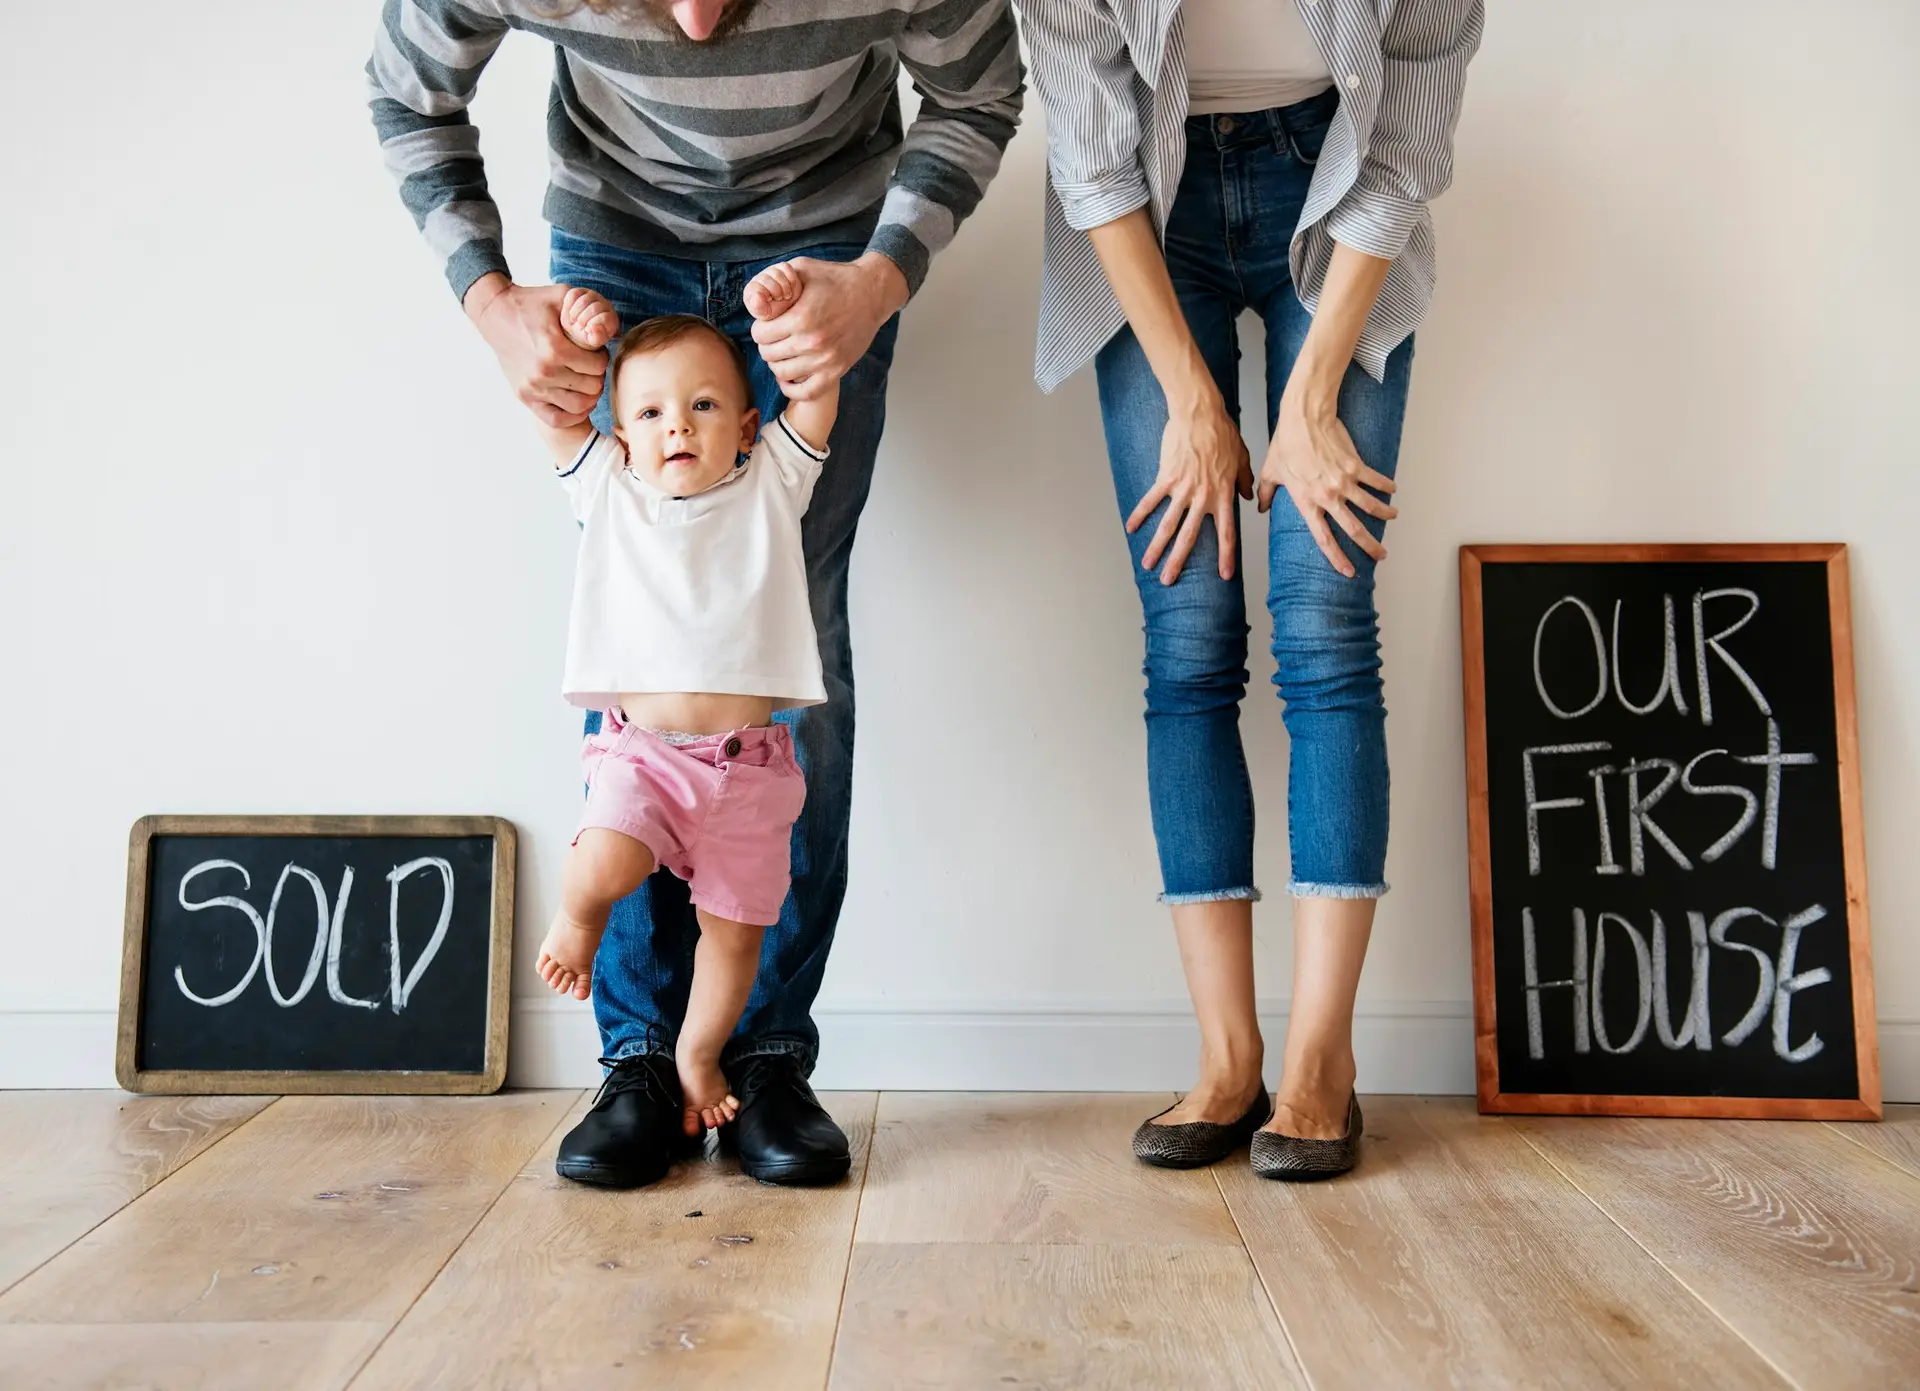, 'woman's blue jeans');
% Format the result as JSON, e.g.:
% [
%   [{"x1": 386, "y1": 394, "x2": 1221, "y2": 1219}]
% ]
[{"x1": 1094, "y1": 91, "x2": 1413, "y2": 903}]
